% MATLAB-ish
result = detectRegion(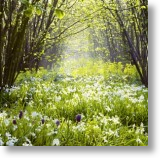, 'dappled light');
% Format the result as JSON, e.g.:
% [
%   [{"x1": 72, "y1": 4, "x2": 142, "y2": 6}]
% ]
[{"x1": 0, "y1": 0, "x2": 148, "y2": 146}]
